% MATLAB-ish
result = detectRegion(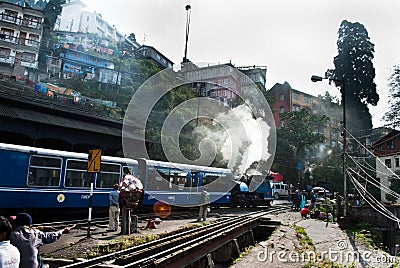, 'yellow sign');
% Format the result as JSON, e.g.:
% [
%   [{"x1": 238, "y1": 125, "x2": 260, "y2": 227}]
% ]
[{"x1": 88, "y1": 149, "x2": 101, "y2": 173}]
